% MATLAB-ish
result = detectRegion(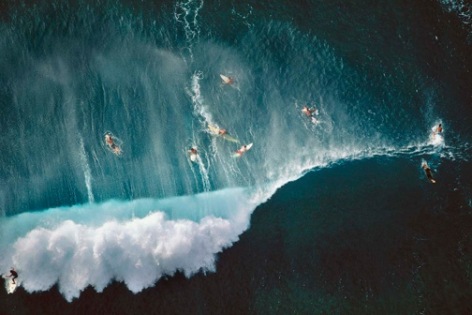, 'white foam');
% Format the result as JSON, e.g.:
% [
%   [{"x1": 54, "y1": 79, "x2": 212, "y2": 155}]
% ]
[{"x1": 0, "y1": 188, "x2": 257, "y2": 301}]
